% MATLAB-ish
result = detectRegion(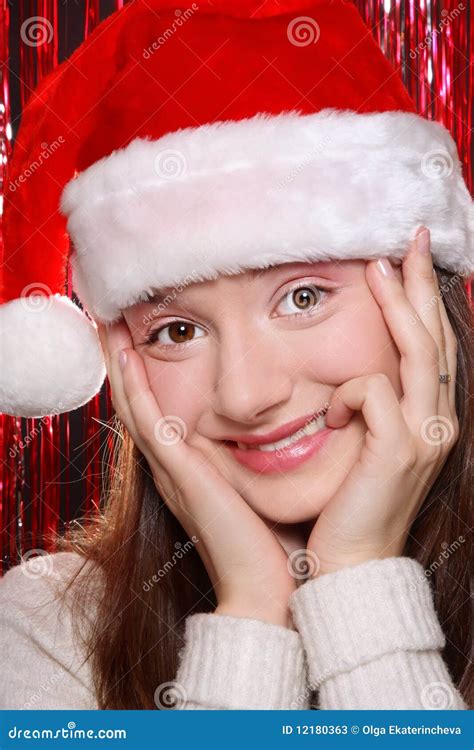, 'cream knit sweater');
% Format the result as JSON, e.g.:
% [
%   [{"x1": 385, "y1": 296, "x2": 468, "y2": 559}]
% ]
[{"x1": 0, "y1": 552, "x2": 467, "y2": 710}]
